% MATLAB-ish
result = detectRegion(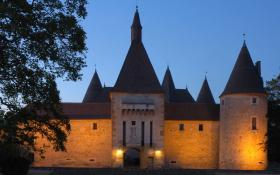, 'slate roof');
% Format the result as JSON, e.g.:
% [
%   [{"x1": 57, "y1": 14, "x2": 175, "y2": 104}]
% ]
[
  {"x1": 162, "y1": 67, "x2": 175, "y2": 92},
  {"x1": 221, "y1": 42, "x2": 265, "y2": 96},
  {"x1": 196, "y1": 78, "x2": 215, "y2": 104},
  {"x1": 83, "y1": 70, "x2": 111, "y2": 103},
  {"x1": 170, "y1": 89, "x2": 195, "y2": 103},
  {"x1": 113, "y1": 10, "x2": 163, "y2": 93},
  {"x1": 165, "y1": 103, "x2": 219, "y2": 121},
  {"x1": 62, "y1": 103, "x2": 111, "y2": 119},
  {"x1": 131, "y1": 9, "x2": 142, "y2": 29},
  {"x1": 162, "y1": 67, "x2": 195, "y2": 103}
]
